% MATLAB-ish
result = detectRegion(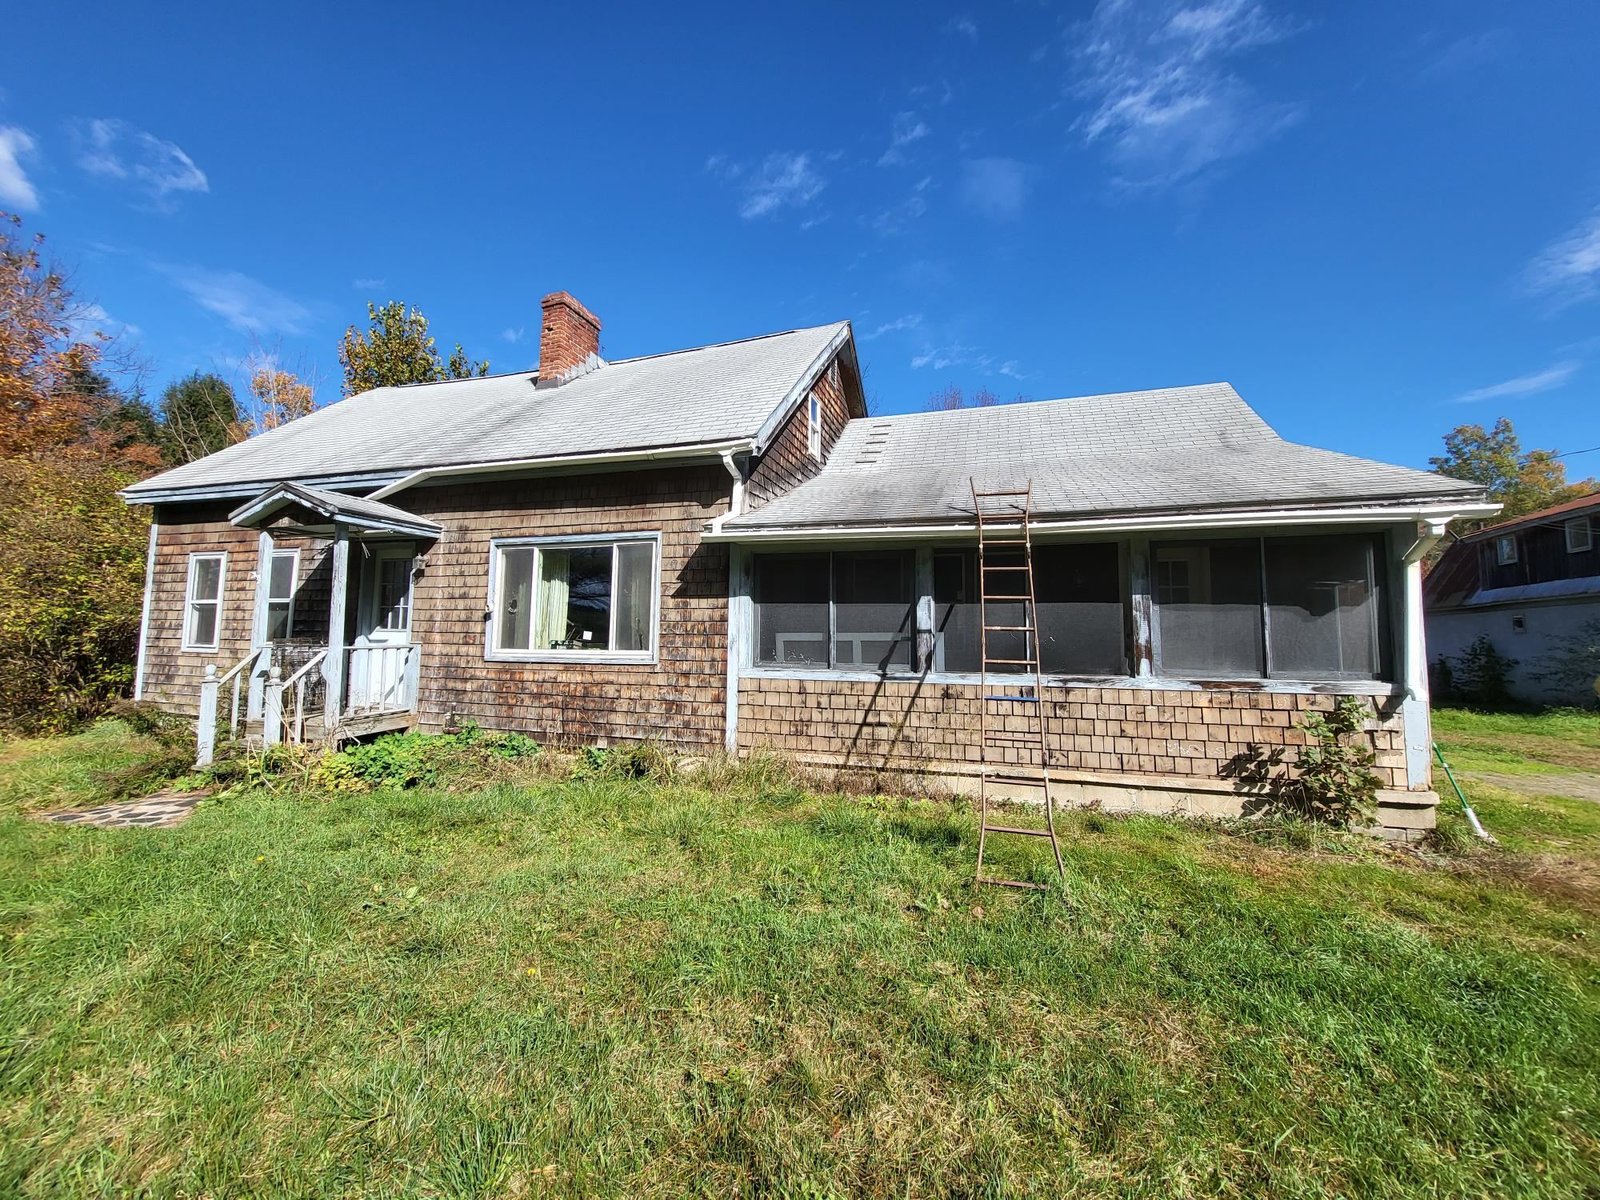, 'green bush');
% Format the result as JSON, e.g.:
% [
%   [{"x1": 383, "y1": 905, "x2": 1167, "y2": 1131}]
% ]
[{"x1": 311, "y1": 724, "x2": 540, "y2": 793}]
